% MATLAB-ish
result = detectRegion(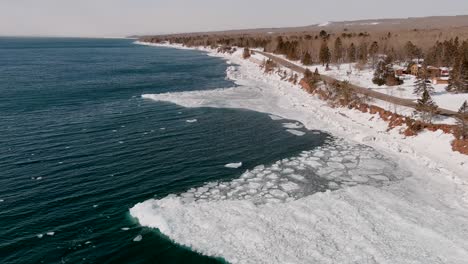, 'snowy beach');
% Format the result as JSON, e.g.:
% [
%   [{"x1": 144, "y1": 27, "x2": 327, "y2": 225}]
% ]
[{"x1": 131, "y1": 41, "x2": 468, "y2": 264}]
